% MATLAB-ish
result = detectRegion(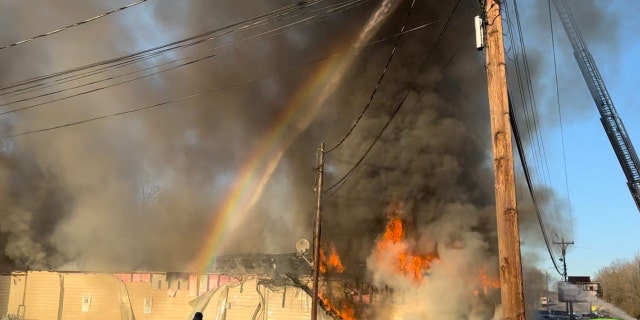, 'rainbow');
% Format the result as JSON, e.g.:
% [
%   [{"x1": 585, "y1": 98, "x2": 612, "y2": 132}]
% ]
[
  {"x1": 193, "y1": 0, "x2": 399, "y2": 273},
  {"x1": 193, "y1": 55, "x2": 347, "y2": 273}
]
